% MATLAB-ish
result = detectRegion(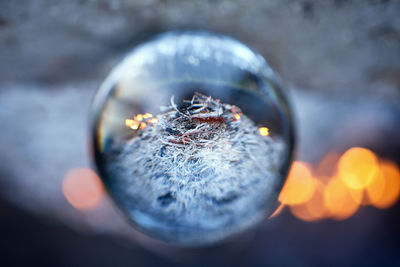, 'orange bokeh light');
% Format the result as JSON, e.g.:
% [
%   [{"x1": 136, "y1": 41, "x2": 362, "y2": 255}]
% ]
[
  {"x1": 324, "y1": 177, "x2": 362, "y2": 220},
  {"x1": 290, "y1": 204, "x2": 319, "y2": 222},
  {"x1": 367, "y1": 160, "x2": 400, "y2": 209},
  {"x1": 304, "y1": 179, "x2": 330, "y2": 220},
  {"x1": 338, "y1": 147, "x2": 379, "y2": 190},
  {"x1": 62, "y1": 167, "x2": 104, "y2": 211},
  {"x1": 278, "y1": 148, "x2": 400, "y2": 222},
  {"x1": 279, "y1": 162, "x2": 316, "y2": 205},
  {"x1": 290, "y1": 179, "x2": 330, "y2": 222},
  {"x1": 314, "y1": 152, "x2": 340, "y2": 177},
  {"x1": 126, "y1": 113, "x2": 157, "y2": 131},
  {"x1": 364, "y1": 169, "x2": 386, "y2": 206}
]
